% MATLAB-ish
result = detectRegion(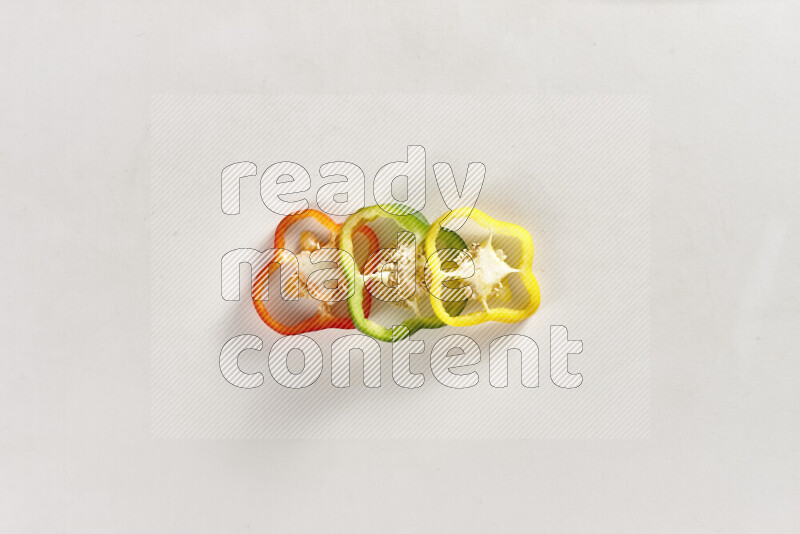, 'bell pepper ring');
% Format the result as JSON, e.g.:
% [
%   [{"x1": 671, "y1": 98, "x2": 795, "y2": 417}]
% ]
[
  {"x1": 252, "y1": 209, "x2": 379, "y2": 335},
  {"x1": 339, "y1": 205, "x2": 467, "y2": 342},
  {"x1": 425, "y1": 207, "x2": 541, "y2": 326}
]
